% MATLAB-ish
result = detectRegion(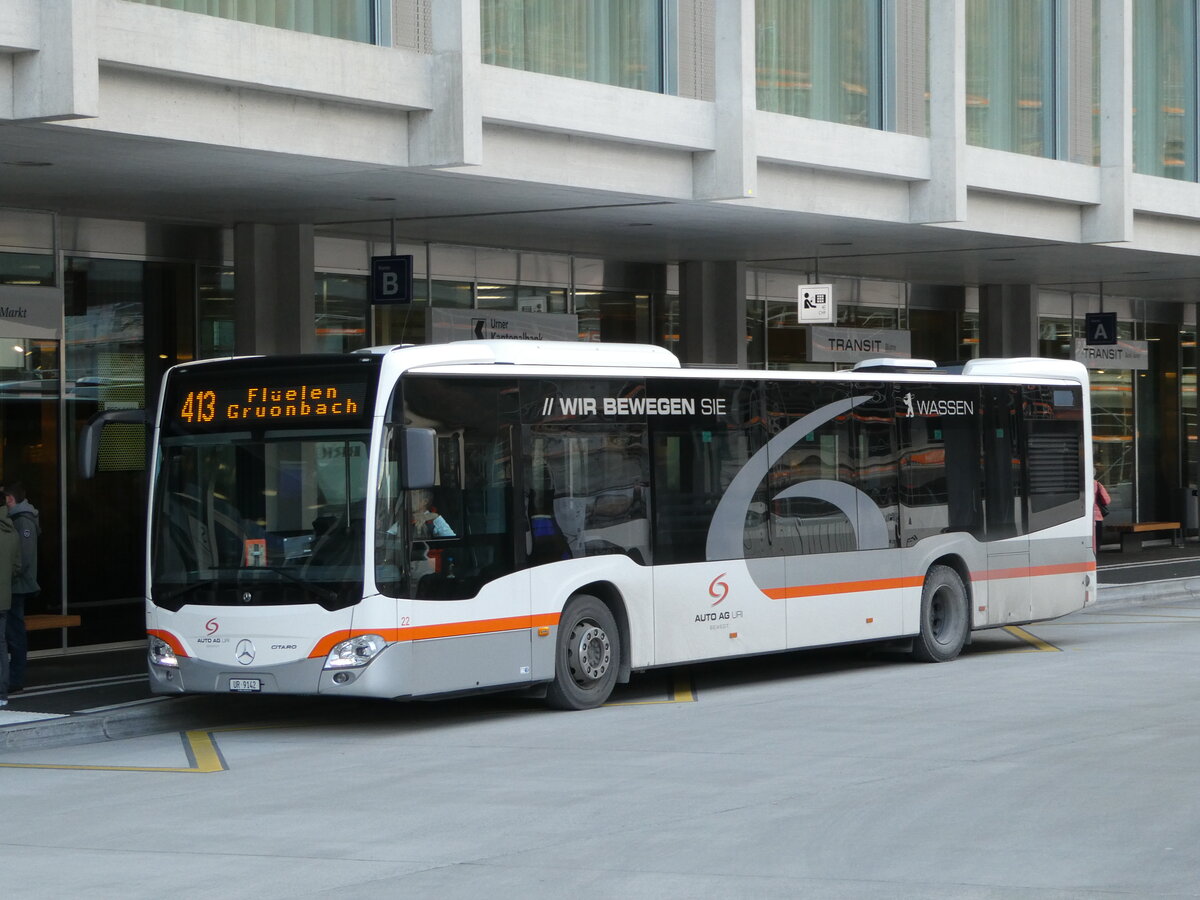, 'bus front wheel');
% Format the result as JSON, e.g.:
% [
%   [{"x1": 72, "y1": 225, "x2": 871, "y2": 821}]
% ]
[
  {"x1": 912, "y1": 565, "x2": 969, "y2": 663},
  {"x1": 545, "y1": 594, "x2": 620, "y2": 710}
]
